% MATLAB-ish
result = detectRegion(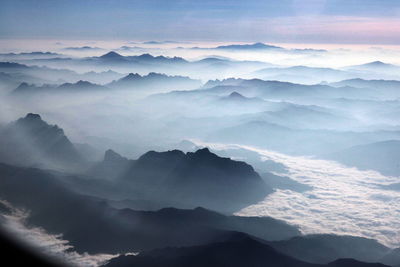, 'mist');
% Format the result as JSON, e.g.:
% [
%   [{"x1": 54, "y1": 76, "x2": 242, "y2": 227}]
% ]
[{"x1": 1, "y1": 38, "x2": 400, "y2": 267}]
